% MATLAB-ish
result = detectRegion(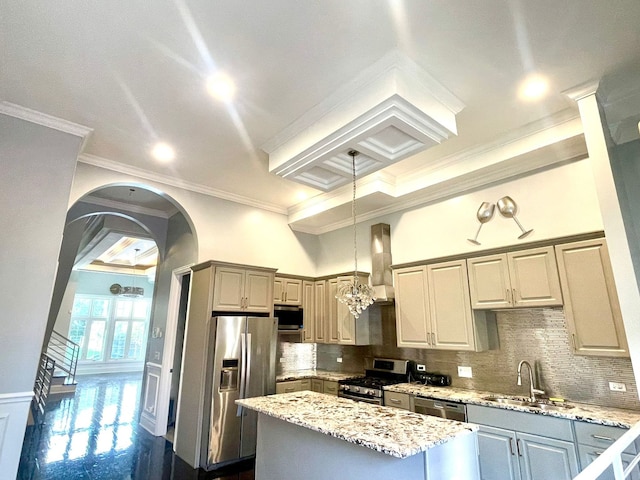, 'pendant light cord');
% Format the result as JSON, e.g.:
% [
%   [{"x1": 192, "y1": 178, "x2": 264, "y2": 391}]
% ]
[{"x1": 349, "y1": 150, "x2": 358, "y2": 281}]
